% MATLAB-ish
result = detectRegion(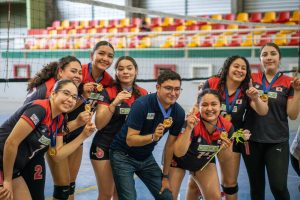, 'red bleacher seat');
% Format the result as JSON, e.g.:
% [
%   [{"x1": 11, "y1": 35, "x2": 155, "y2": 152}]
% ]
[
  {"x1": 288, "y1": 32, "x2": 300, "y2": 46},
  {"x1": 70, "y1": 21, "x2": 80, "y2": 29},
  {"x1": 200, "y1": 36, "x2": 213, "y2": 47},
  {"x1": 212, "y1": 24, "x2": 226, "y2": 35},
  {"x1": 89, "y1": 20, "x2": 99, "y2": 28},
  {"x1": 129, "y1": 18, "x2": 141, "y2": 28},
  {"x1": 108, "y1": 19, "x2": 118, "y2": 28},
  {"x1": 151, "y1": 17, "x2": 162, "y2": 27},
  {"x1": 224, "y1": 13, "x2": 235, "y2": 21},
  {"x1": 174, "y1": 19, "x2": 185, "y2": 26},
  {"x1": 249, "y1": 12, "x2": 262, "y2": 22},
  {"x1": 227, "y1": 35, "x2": 242, "y2": 47},
  {"x1": 276, "y1": 11, "x2": 290, "y2": 23},
  {"x1": 28, "y1": 29, "x2": 48, "y2": 35},
  {"x1": 256, "y1": 34, "x2": 272, "y2": 46}
]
